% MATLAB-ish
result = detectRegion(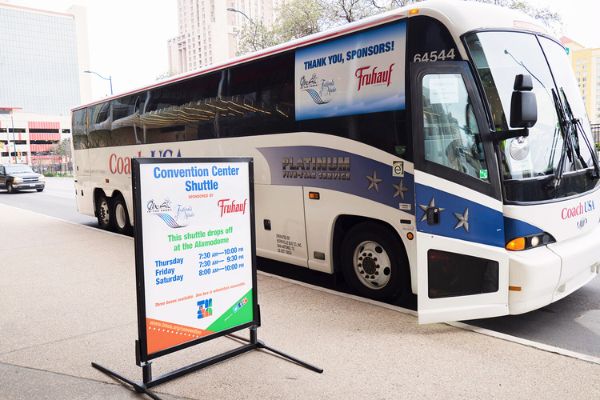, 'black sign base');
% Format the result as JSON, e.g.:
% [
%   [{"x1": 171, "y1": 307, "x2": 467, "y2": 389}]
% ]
[{"x1": 91, "y1": 327, "x2": 322, "y2": 399}]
